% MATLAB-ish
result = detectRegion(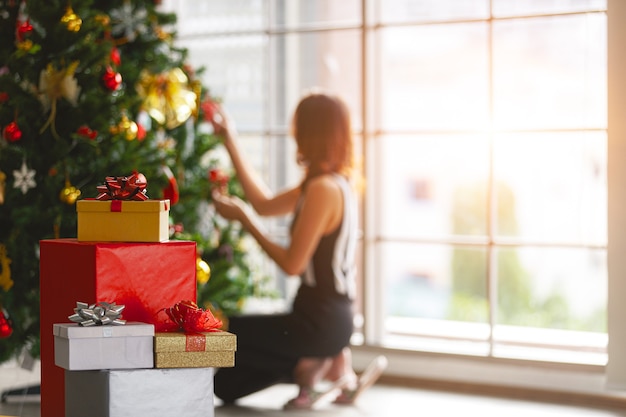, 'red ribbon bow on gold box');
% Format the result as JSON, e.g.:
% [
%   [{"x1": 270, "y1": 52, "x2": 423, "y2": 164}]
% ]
[{"x1": 163, "y1": 300, "x2": 223, "y2": 333}]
